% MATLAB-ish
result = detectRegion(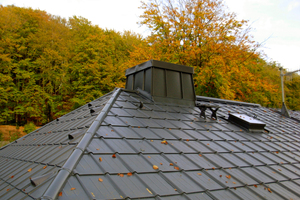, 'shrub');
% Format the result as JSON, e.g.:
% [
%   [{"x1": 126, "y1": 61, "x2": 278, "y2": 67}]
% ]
[{"x1": 24, "y1": 122, "x2": 36, "y2": 134}]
